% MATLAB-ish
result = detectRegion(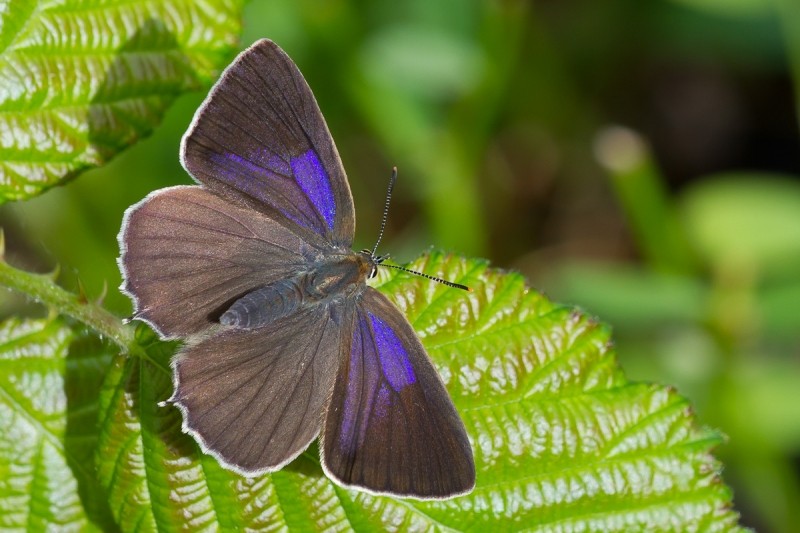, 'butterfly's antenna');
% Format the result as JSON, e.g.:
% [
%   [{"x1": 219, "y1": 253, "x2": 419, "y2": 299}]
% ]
[
  {"x1": 371, "y1": 166, "x2": 397, "y2": 257},
  {"x1": 369, "y1": 166, "x2": 472, "y2": 292},
  {"x1": 380, "y1": 263, "x2": 472, "y2": 292}
]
